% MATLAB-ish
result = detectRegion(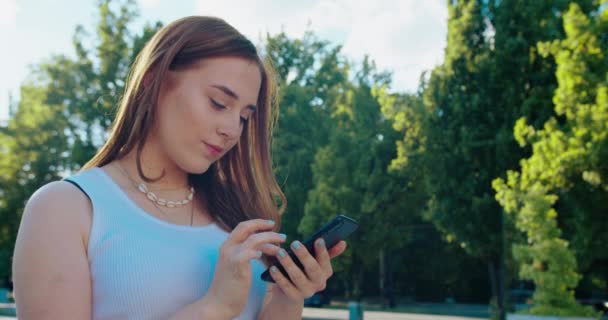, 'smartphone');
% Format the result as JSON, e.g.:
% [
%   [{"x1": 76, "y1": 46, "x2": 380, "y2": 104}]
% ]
[{"x1": 260, "y1": 214, "x2": 359, "y2": 283}]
